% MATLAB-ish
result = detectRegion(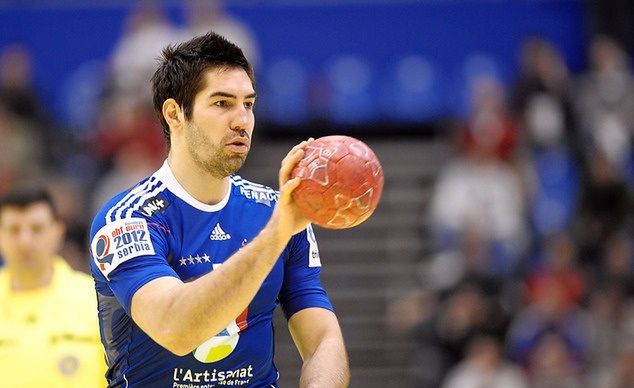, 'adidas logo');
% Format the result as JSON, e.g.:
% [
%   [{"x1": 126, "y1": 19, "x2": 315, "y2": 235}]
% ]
[{"x1": 210, "y1": 223, "x2": 231, "y2": 241}]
